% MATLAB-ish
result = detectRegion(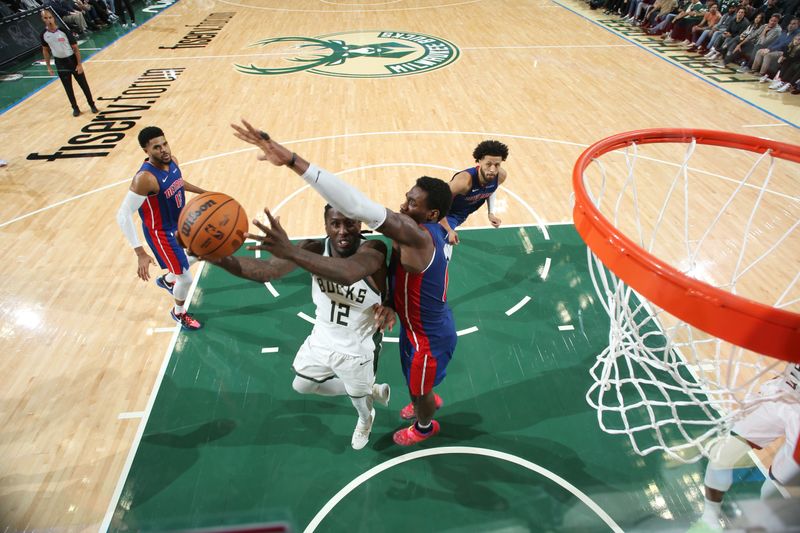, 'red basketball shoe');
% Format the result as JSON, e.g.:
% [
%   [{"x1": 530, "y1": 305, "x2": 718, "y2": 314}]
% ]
[
  {"x1": 171, "y1": 310, "x2": 202, "y2": 330},
  {"x1": 393, "y1": 420, "x2": 440, "y2": 446},
  {"x1": 400, "y1": 393, "x2": 442, "y2": 420}
]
